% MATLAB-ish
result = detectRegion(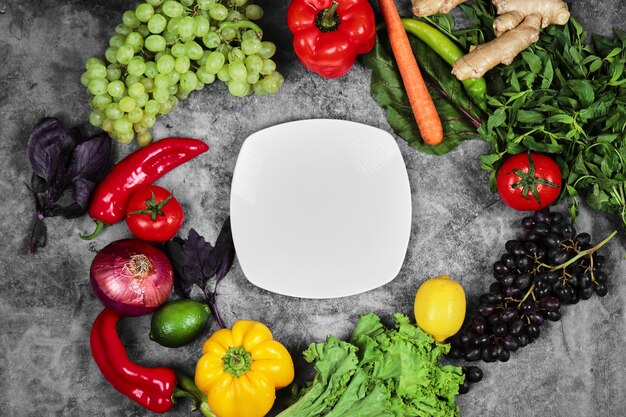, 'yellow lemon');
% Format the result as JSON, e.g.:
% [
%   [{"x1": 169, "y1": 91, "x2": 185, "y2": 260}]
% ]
[{"x1": 414, "y1": 275, "x2": 466, "y2": 342}]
